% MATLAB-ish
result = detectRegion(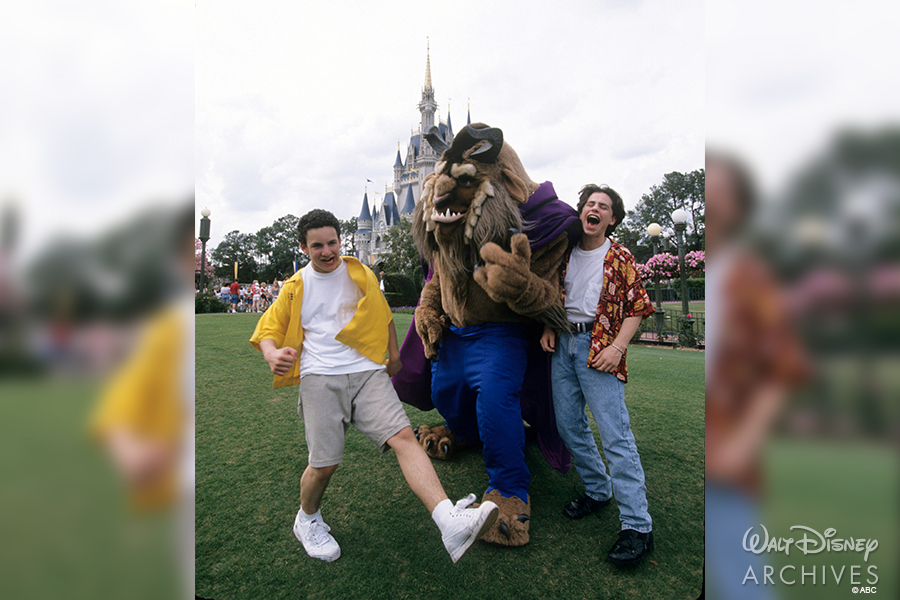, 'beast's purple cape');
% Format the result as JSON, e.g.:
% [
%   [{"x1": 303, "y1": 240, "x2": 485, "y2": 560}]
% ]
[{"x1": 392, "y1": 181, "x2": 579, "y2": 473}]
